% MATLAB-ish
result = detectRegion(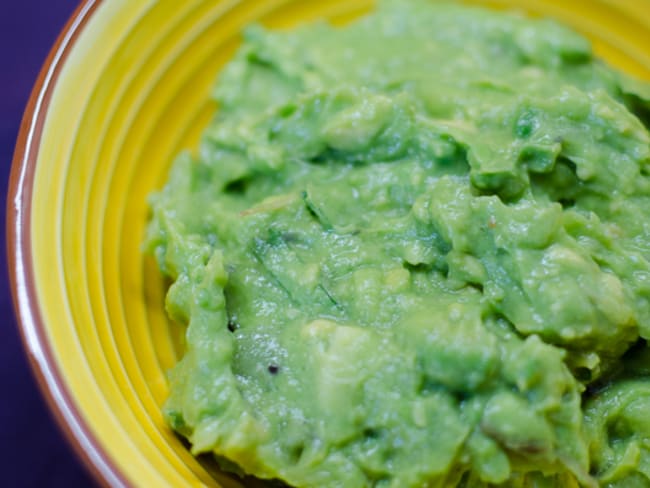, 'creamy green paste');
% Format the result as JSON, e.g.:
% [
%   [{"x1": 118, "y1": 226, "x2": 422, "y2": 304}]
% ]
[{"x1": 146, "y1": 1, "x2": 650, "y2": 486}]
